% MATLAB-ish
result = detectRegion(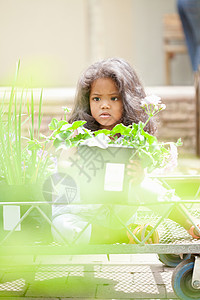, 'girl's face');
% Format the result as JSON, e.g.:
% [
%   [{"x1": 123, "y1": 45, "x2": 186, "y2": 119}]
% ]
[{"x1": 89, "y1": 77, "x2": 123, "y2": 130}]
